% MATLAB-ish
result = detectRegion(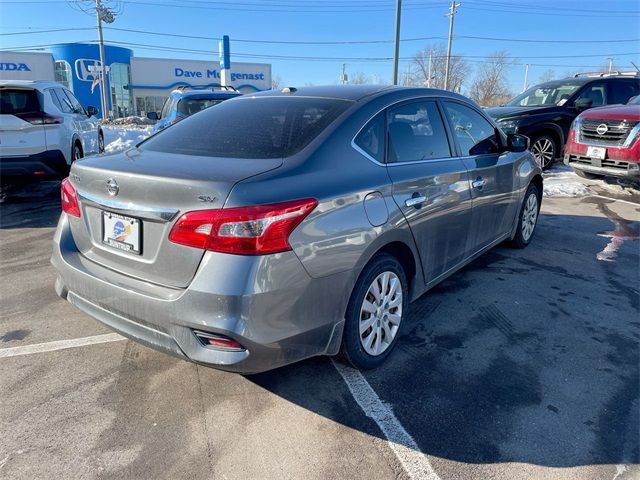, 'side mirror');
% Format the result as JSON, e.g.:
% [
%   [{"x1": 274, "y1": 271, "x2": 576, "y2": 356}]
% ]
[
  {"x1": 507, "y1": 133, "x2": 529, "y2": 153},
  {"x1": 573, "y1": 97, "x2": 593, "y2": 112},
  {"x1": 86, "y1": 105, "x2": 99, "y2": 117},
  {"x1": 147, "y1": 111, "x2": 159, "y2": 121}
]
